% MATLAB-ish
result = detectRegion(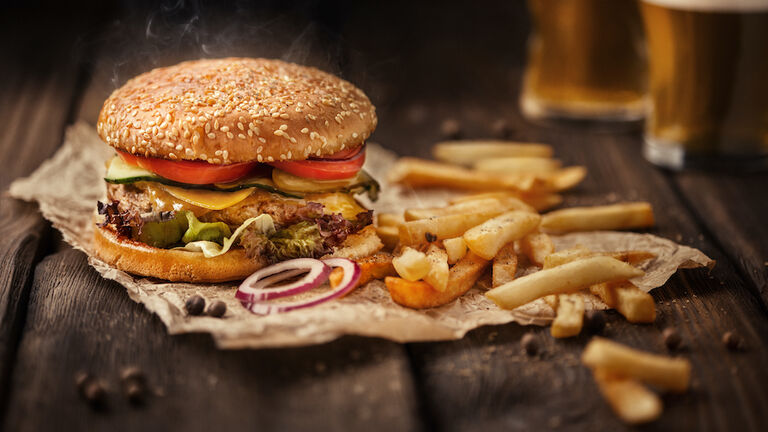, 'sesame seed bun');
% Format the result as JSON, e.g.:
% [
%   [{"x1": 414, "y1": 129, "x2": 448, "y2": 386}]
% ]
[{"x1": 97, "y1": 58, "x2": 377, "y2": 164}]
